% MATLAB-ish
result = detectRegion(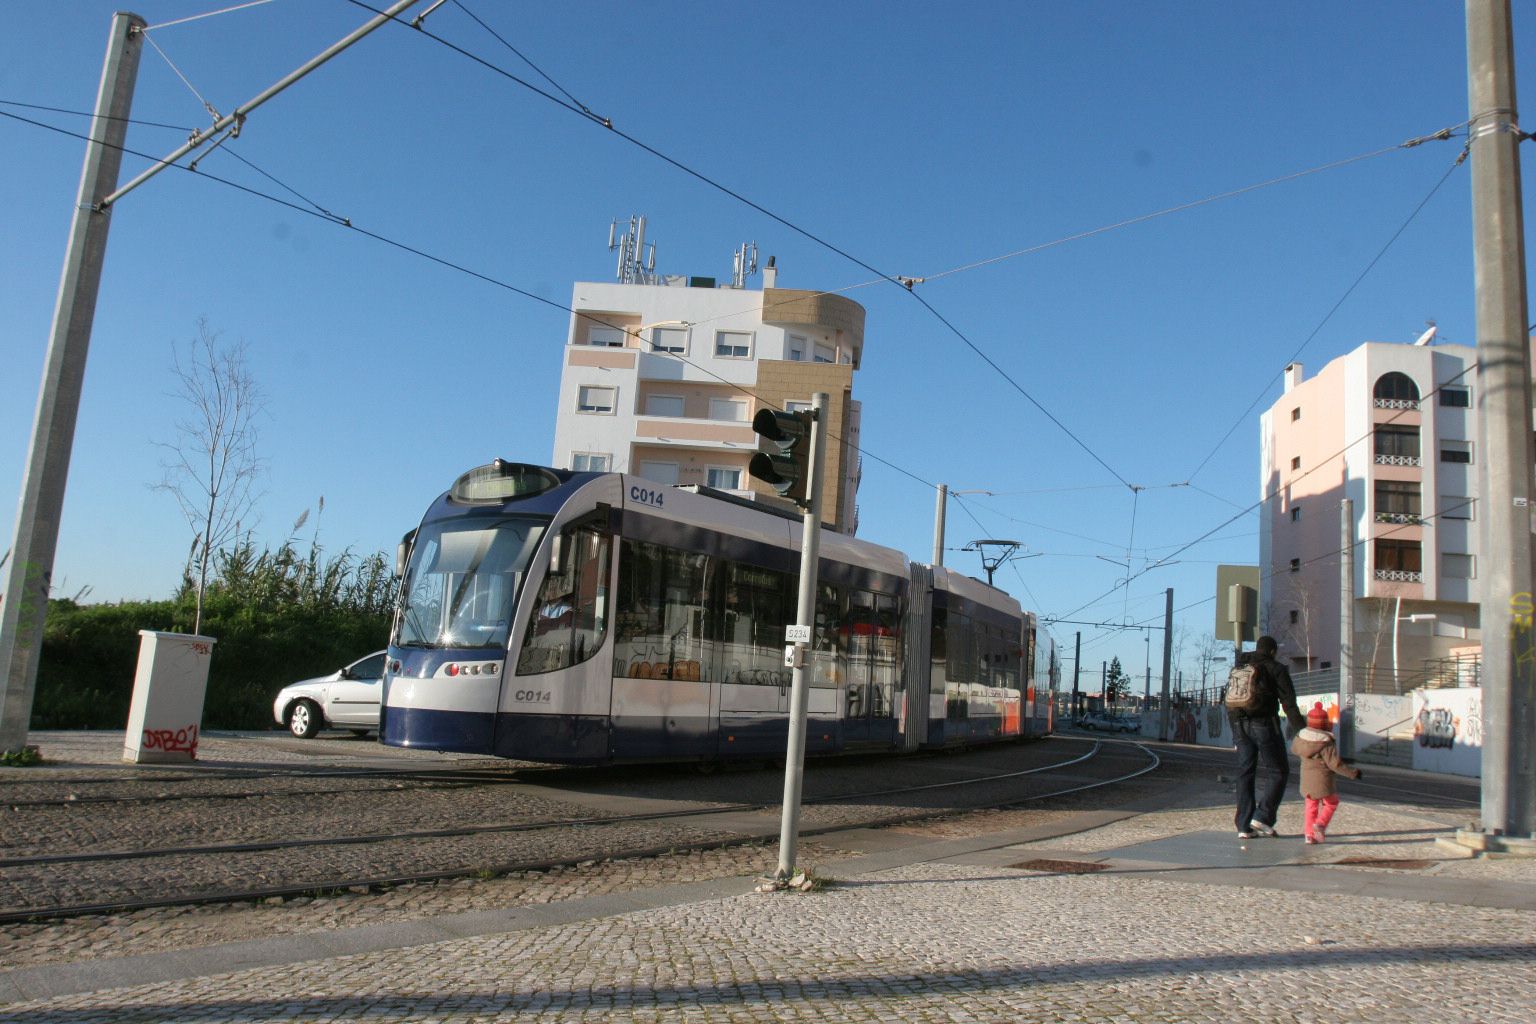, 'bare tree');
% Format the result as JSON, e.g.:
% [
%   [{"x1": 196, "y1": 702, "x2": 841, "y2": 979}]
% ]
[
  {"x1": 153, "y1": 318, "x2": 266, "y2": 634},
  {"x1": 1192, "y1": 631, "x2": 1225, "y2": 694}
]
